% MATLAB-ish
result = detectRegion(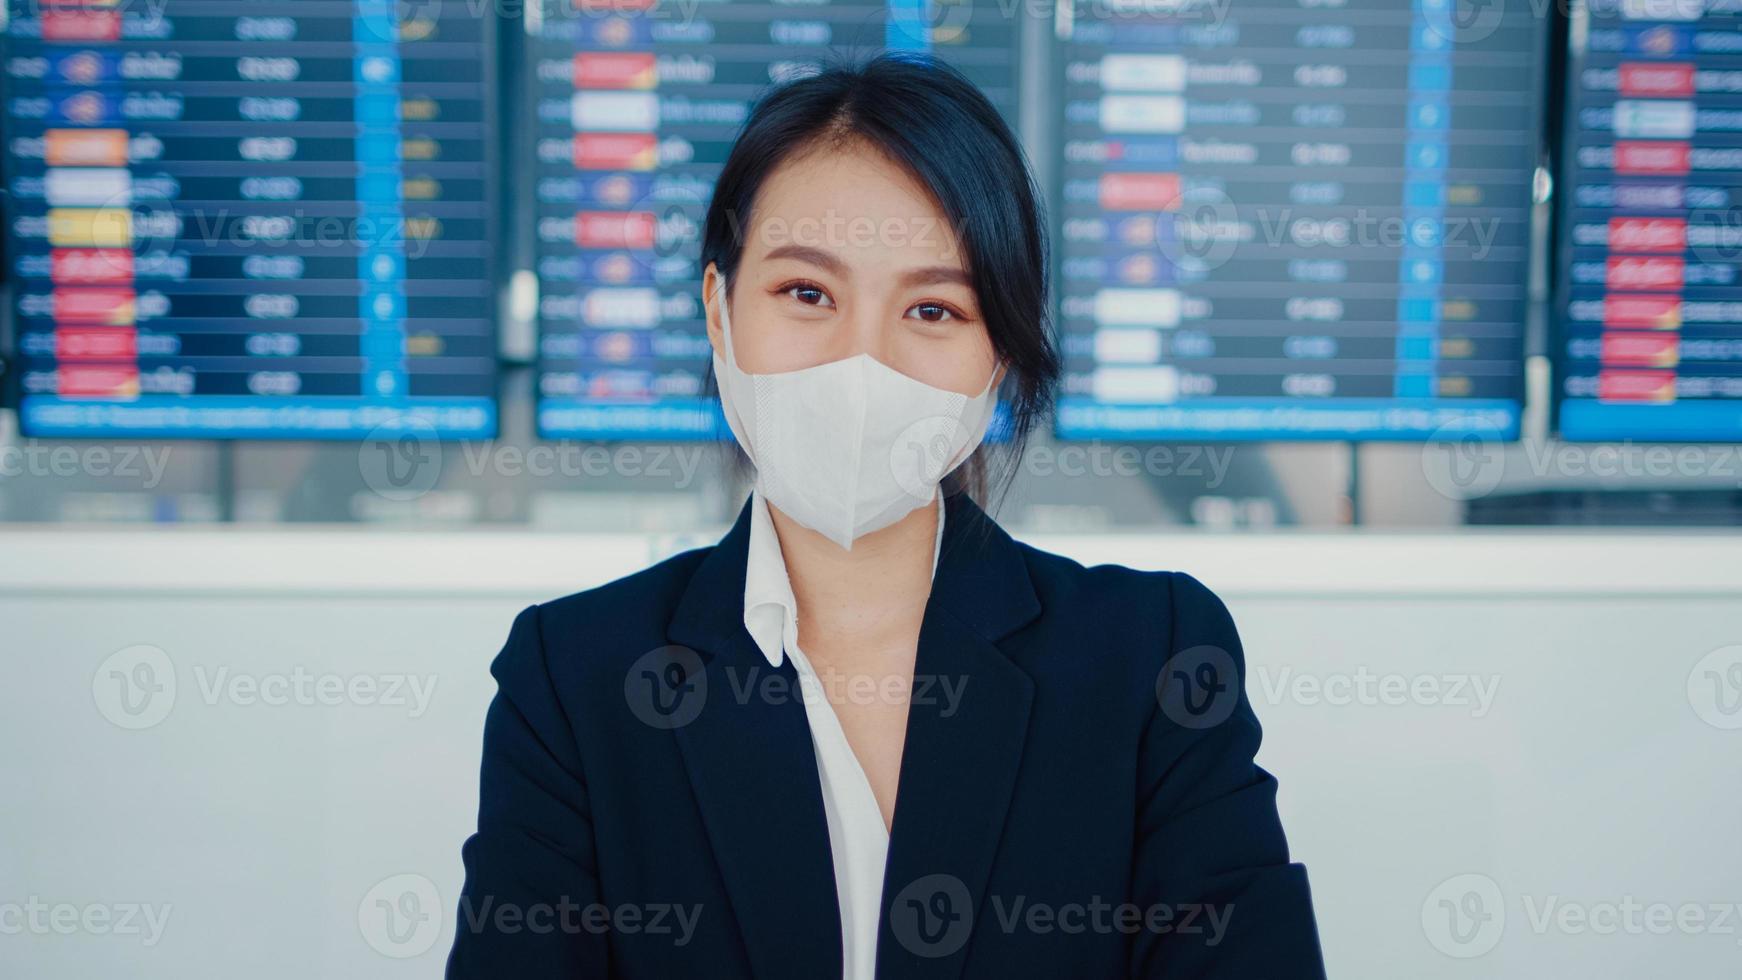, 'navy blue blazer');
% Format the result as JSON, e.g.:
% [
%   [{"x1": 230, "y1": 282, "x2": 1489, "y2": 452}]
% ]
[{"x1": 447, "y1": 490, "x2": 1324, "y2": 979}]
